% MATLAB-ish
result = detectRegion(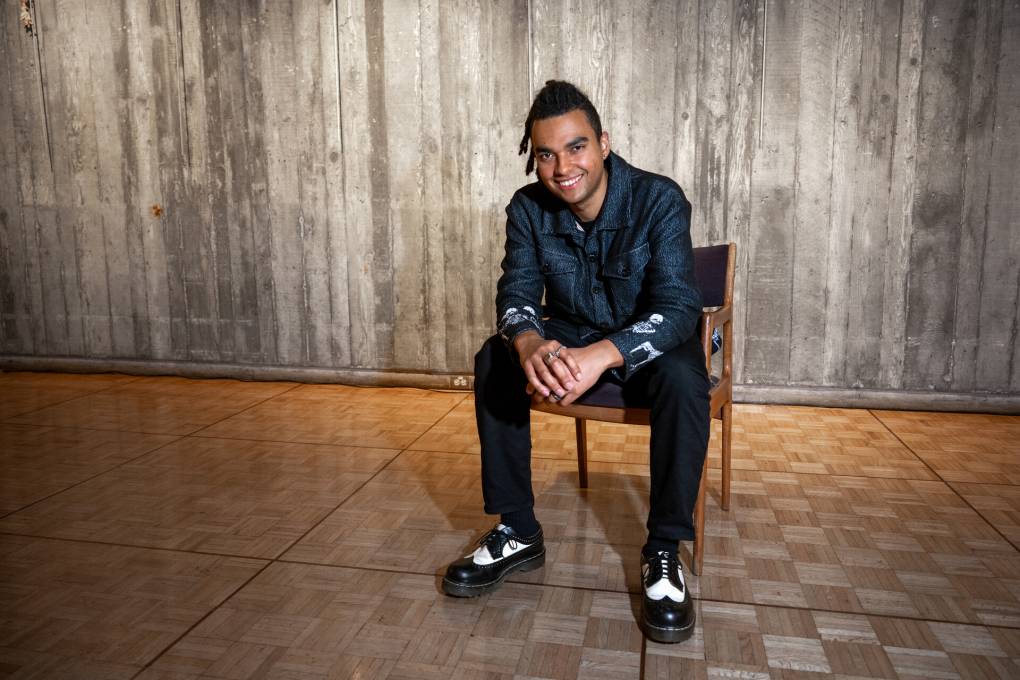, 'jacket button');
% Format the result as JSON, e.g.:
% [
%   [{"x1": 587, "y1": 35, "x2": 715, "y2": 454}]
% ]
[
  {"x1": 622, "y1": 265, "x2": 631, "y2": 275},
  {"x1": 592, "y1": 285, "x2": 601, "y2": 294},
  {"x1": 542, "y1": 263, "x2": 551, "y2": 273},
  {"x1": 587, "y1": 254, "x2": 597, "y2": 262}
]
